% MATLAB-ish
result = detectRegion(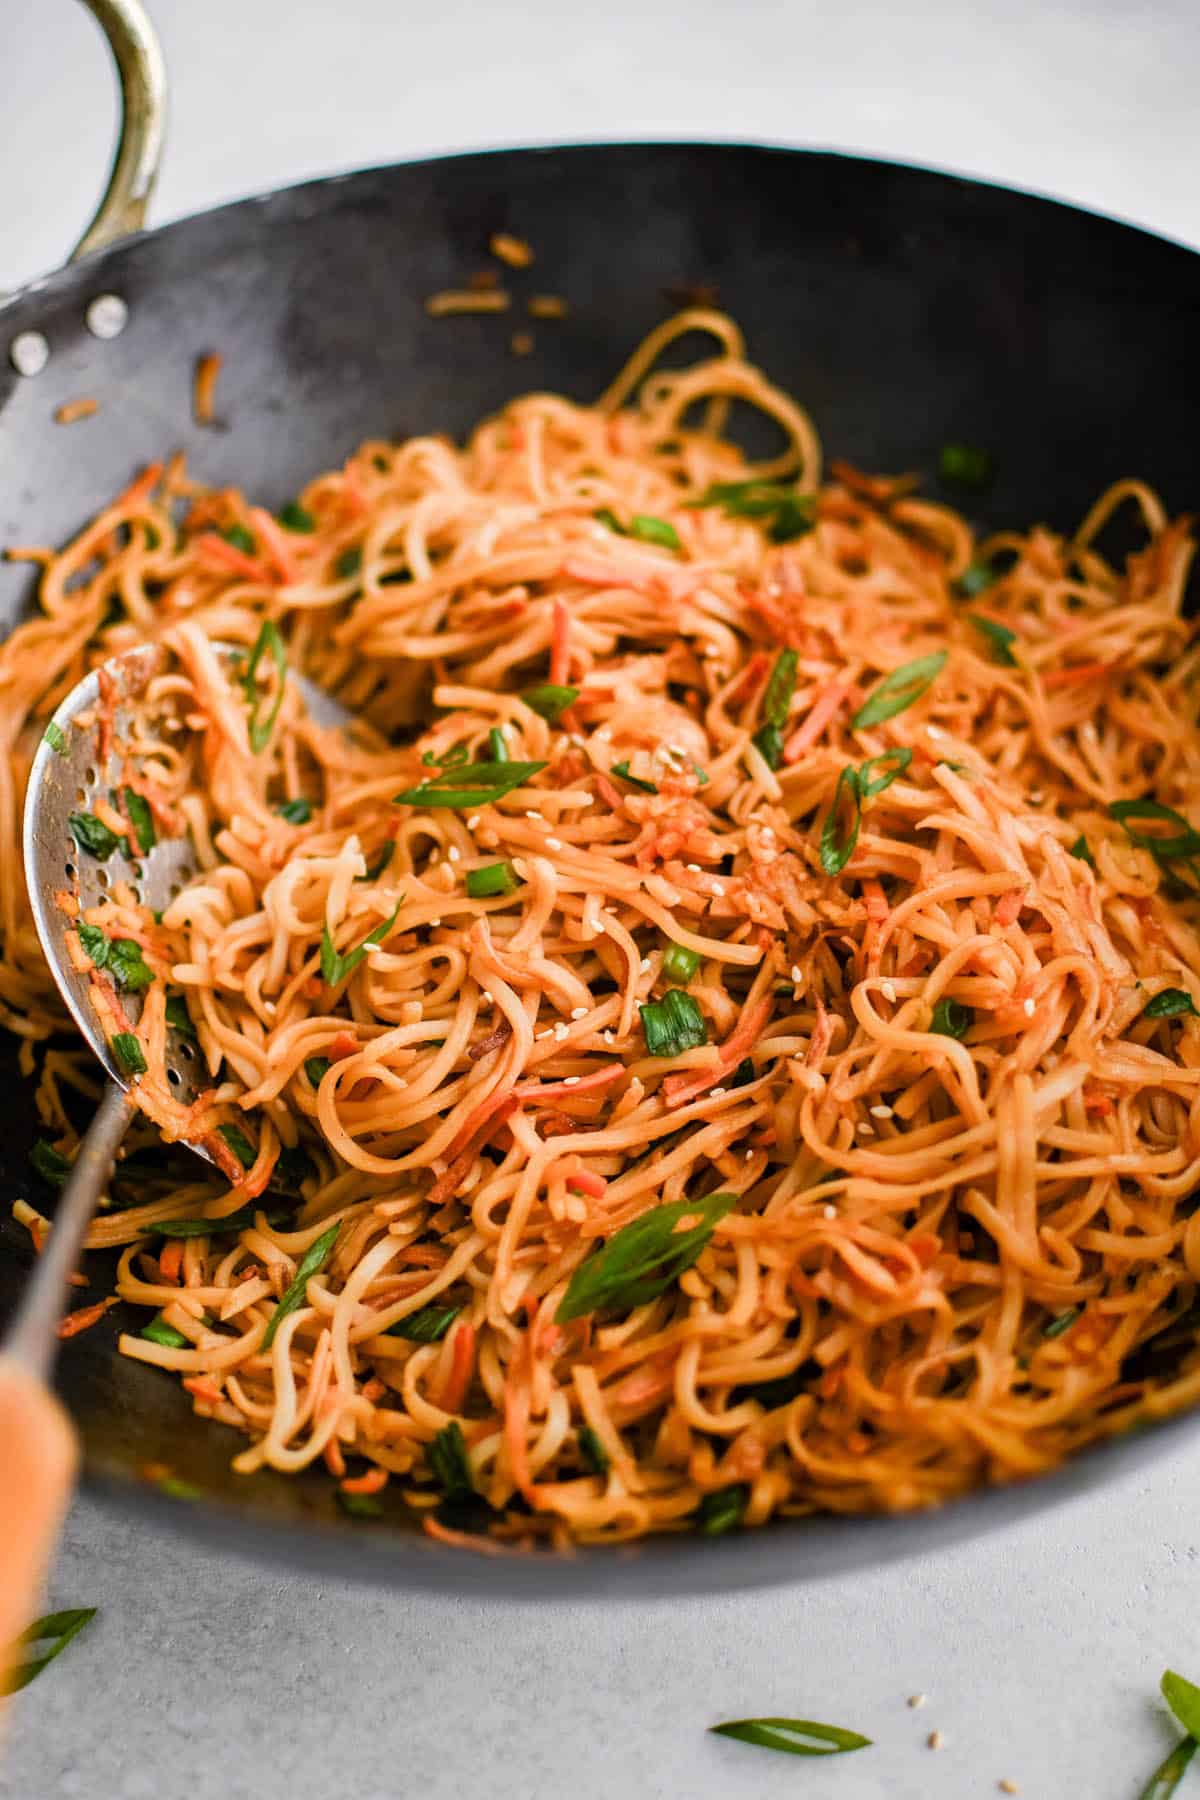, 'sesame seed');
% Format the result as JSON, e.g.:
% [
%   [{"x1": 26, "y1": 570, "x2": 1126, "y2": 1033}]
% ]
[
  {"x1": 448, "y1": 845, "x2": 461, "y2": 862},
  {"x1": 467, "y1": 815, "x2": 481, "y2": 829},
  {"x1": 429, "y1": 917, "x2": 442, "y2": 928},
  {"x1": 639, "y1": 957, "x2": 652, "y2": 973},
  {"x1": 1023, "y1": 997, "x2": 1035, "y2": 1017},
  {"x1": 999, "y1": 1784, "x2": 1019, "y2": 1796},
  {"x1": 546, "y1": 837, "x2": 564, "y2": 850},
  {"x1": 710, "y1": 1087, "x2": 726, "y2": 1098},
  {"x1": 744, "y1": 1150, "x2": 753, "y2": 1161},
  {"x1": 870, "y1": 1104, "x2": 893, "y2": 1119},
  {"x1": 10, "y1": 330, "x2": 49, "y2": 376},
  {"x1": 86, "y1": 293, "x2": 128, "y2": 339},
  {"x1": 526, "y1": 810, "x2": 544, "y2": 821},
  {"x1": 563, "y1": 1075, "x2": 580, "y2": 1087},
  {"x1": 856, "y1": 1121, "x2": 874, "y2": 1136},
  {"x1": 686, "y1": 863, "x2": 702, "y2": 873},
  {"x1": 602, "y1": 1030, "x2": 615, "y2": 1045},
  {"x1": 926, "y1": 725, "x2": 945, "y2": 740},
  {"x1": 927, "y1": 1731, "x2": 944, "y2": 1751},
  {"x1": 710, "y1": 883, "x2": 725, "y2": 897},
  {"x1": 881, "y1": 980, "x2": 897, "y2": 1003},
  {"x1": 790, "y1": 964, "x2": 802, "y2": 983},
  {"x1": 363, "y1": 940, "x2": 384, "y2": 955},
  {"x1": 823, "y1": 1204, "x2": 837, "y2": 1219},
  {"x1": 394, "y1": 1079, "x2": 408, "y2": 1090},
  {"x1": 570, "y1": 1006, "x2": 587, "y2": 1020},
  {"x1": 537, "y1": 1027, "x2": 554, "y2": 1039},
  {"x1": 481, "y1": 990, "x2": 494, "y2": 1004},
  {"x1": 554, "y1": 1023, "x2": 569, "y2": 1040},
  {"x1": 907, "y1": 1695, "x2": 927, "y2": 1709}
]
